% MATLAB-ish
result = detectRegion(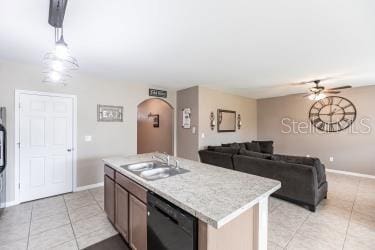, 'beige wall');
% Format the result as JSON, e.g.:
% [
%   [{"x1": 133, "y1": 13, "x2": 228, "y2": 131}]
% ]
[
  {"x1": 137, "y1": 98, "x2": 174, "y2": 155},
  {"x1": 0, "y1": 60, "x2": 176, "y2": 203},
  {"x1": 176, "y1": 86, "x2": 200, "y2": 161},
  {"x1": 199, "y1": 87, "x2": 258, "y2": 149},
  {"x1": 257, "y1": 85, "x2": 375, "y2": 176},
  {"x1": 176, "y1": 86, "x2": 258, "y2": 160}
]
